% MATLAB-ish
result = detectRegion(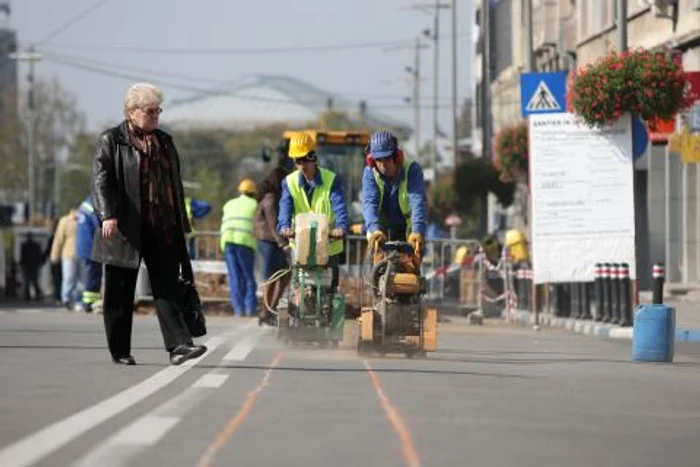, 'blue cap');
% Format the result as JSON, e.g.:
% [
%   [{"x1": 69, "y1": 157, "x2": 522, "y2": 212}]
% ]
[{"x1": 369, "y1": 130, "x2": 398, "y2": 159}]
